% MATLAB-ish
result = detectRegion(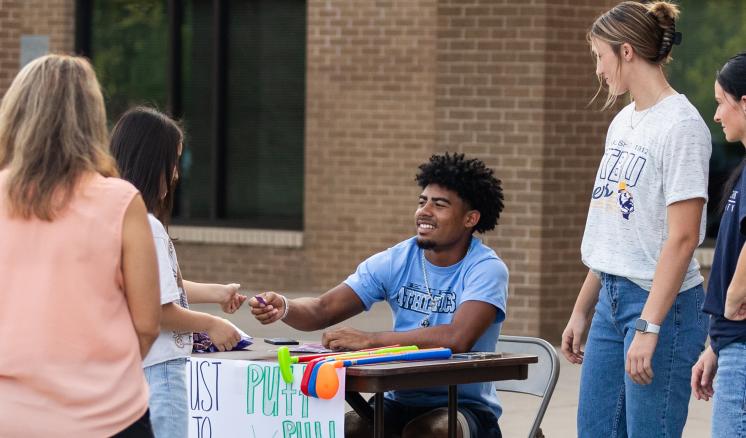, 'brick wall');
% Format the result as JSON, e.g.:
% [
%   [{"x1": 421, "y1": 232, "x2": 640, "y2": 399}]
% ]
[
  {"x1": 20, "y1": 0, "x2": 75, "y2": 53},
  {"x1": 539, "y1": 0, "x2": 618, "y2": 339},
  {"x1": 304, "y1": 0, "x2": 438, "y2": 288},
  {"x1": 175, "y1": 243, "x2": 310, "y2": 293},
  {"x1": 0, "y1": 1, "x2": 22, "y2": 92},
  {"x1": 0, "y1": 0, "x2": 627, "y2": 343},
  {"x1": 177, "y1": 0, "x2": 439, "y2": 294},
  {"x1": 432, "y1": 0, "x2": 617, "y2": 340},
  {"x1": 0, "y1": 0, "x2": 74, "y2": 91},
  {"x1": 435, "y1": 1, "x2": 549, "y2": 336}
]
